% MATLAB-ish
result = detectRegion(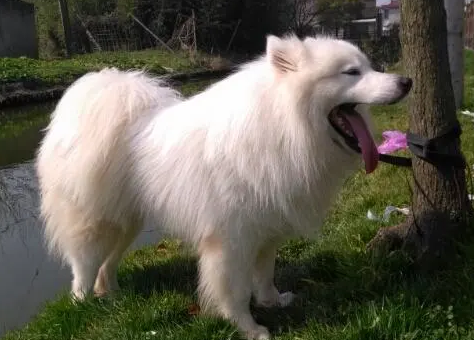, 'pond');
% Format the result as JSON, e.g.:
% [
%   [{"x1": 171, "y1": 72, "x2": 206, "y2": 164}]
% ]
[{"x1": 0, "y1": 103, "x2": 163, "y2": 336}]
